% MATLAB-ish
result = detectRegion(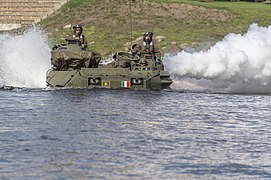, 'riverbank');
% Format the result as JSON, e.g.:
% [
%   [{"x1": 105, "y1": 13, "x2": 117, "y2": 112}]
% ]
[{"x1": 39, "y1": 0, "x2": 271, "y2": 54}]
